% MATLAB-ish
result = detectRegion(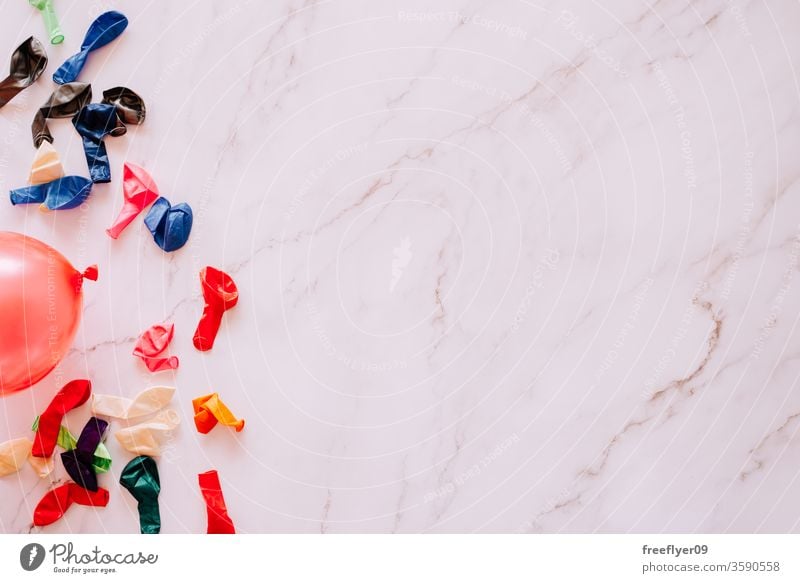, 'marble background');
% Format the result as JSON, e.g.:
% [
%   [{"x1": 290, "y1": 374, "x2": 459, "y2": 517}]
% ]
[{"x1": 0, "y1": 0, "x2": 799, "y2": 533}]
